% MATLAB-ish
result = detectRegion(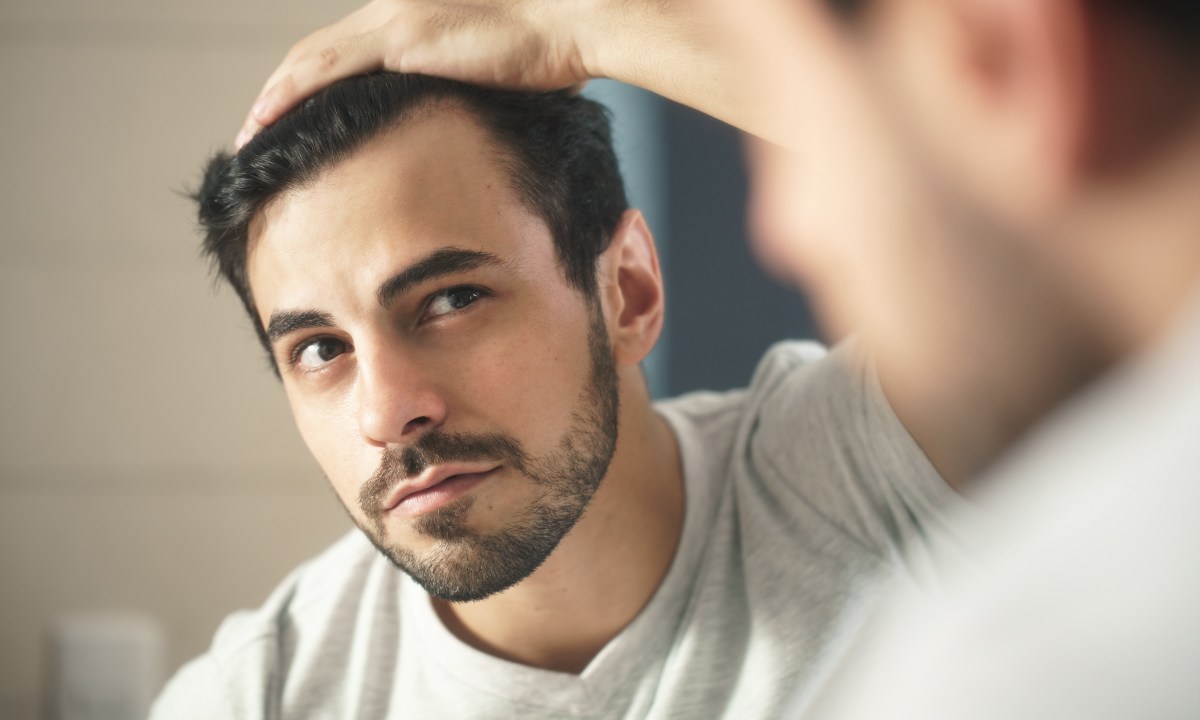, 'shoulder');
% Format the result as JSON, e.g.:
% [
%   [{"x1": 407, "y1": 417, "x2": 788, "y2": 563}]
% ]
[
  {"x1": 211, "y1": 529, "x2": 382, "y2": 660},
  {"x1": 748, "y1": 339, "x2": 832, "y2": 396},
  {"x1": 151, "y1": 530, "x2": 391, "y2": 717},
  {"x1": 654, "y1": 340, "x2": 830, "y2": 453},
  {"x1": 717, "y1": 340, "x2": 962, "y2": 575},
  {"x1": 752, "y1": 340, "x2": 881, "y2": 453},
  {"x1": 746, "y1": 339, "x2": 931, "y2": 481}
]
